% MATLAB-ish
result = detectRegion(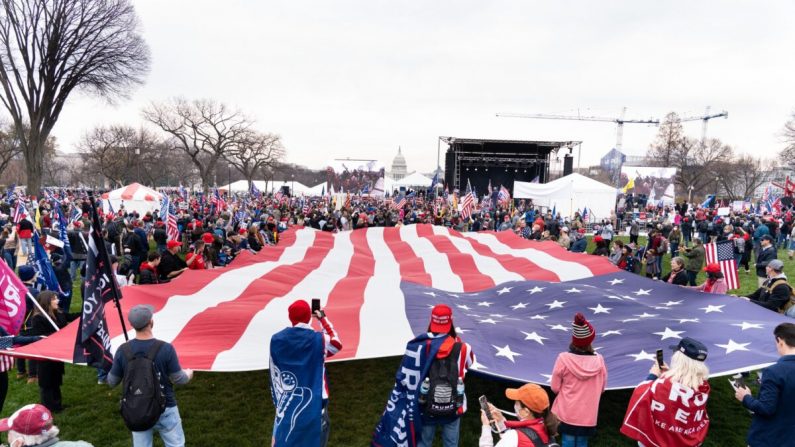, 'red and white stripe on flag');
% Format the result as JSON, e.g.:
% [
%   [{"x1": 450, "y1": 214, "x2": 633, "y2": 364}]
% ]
[
  {"x1": 11, "y1": 225, "x2": 617, "y2": 371},
  {"x1": 704, "y1": 240, "x2": 739, "y2": 290}
]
